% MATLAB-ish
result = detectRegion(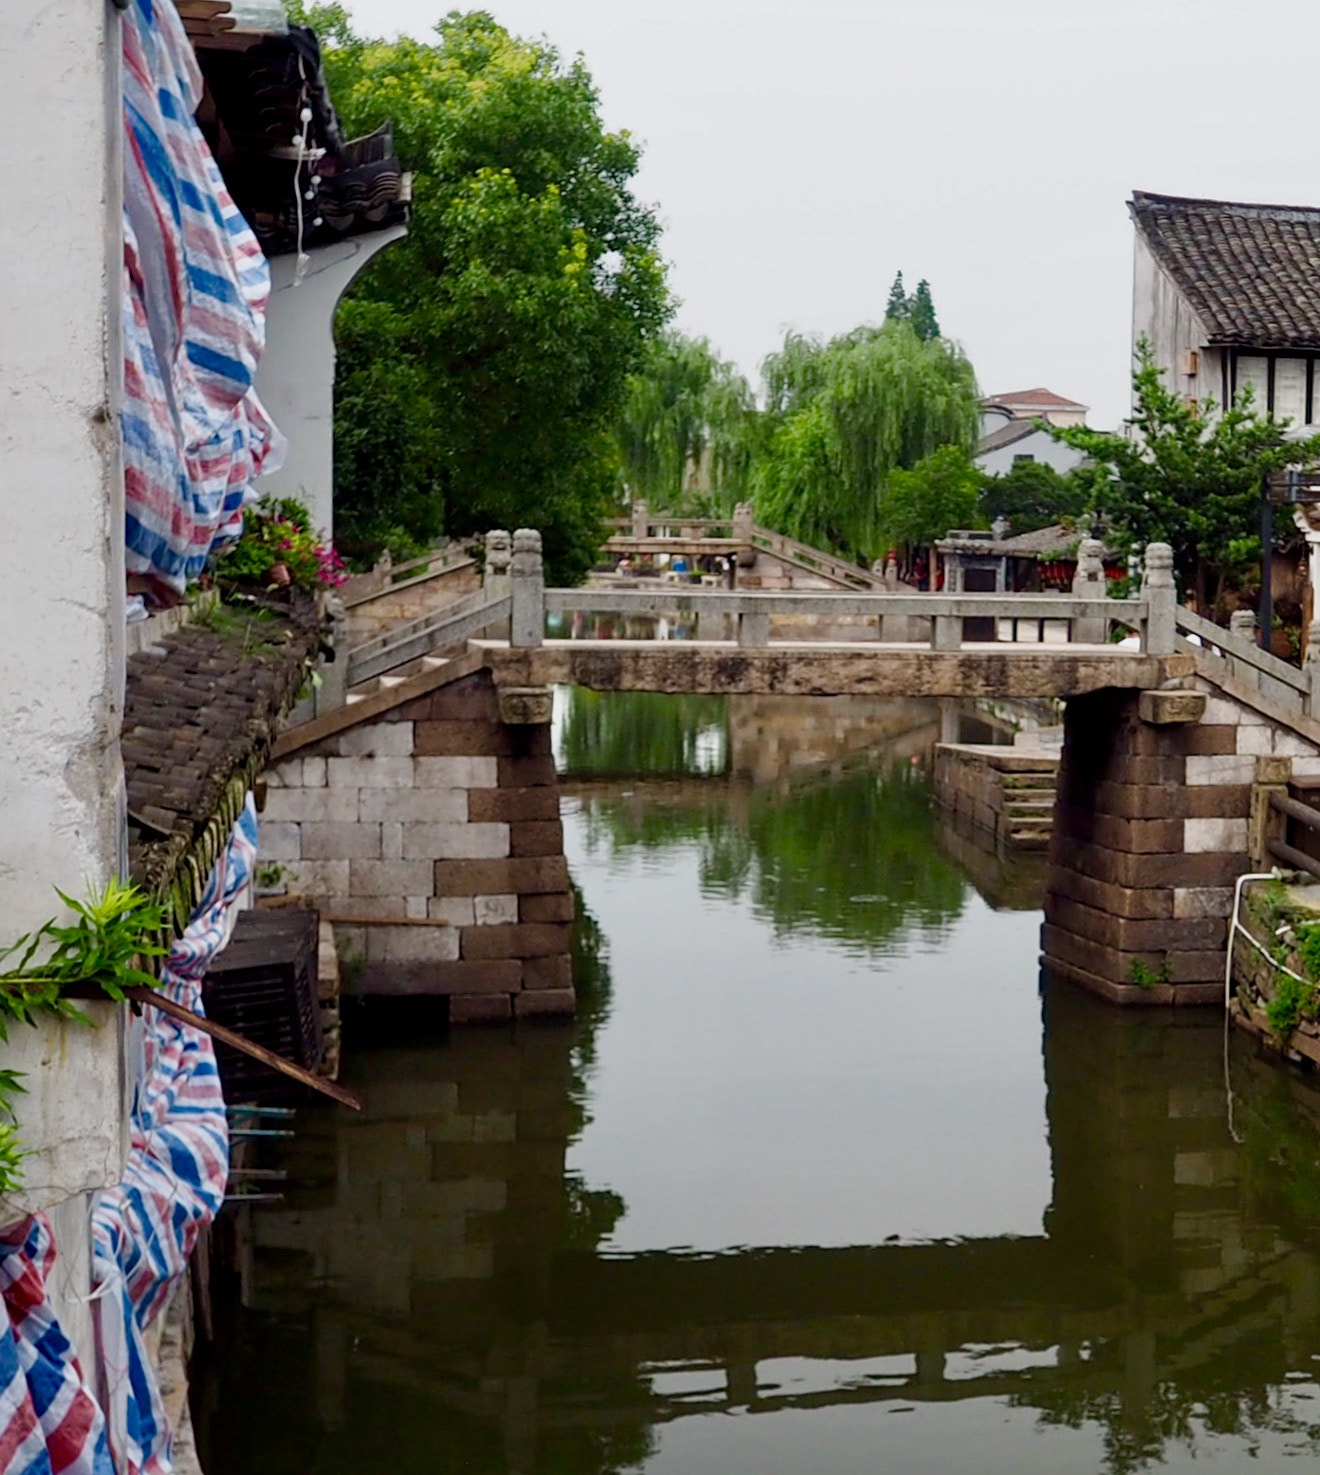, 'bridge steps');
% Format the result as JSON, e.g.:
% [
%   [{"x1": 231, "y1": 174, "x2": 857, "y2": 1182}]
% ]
[{"x1": 932, "y1": 744, "x2": 1060, "y2": 852}]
